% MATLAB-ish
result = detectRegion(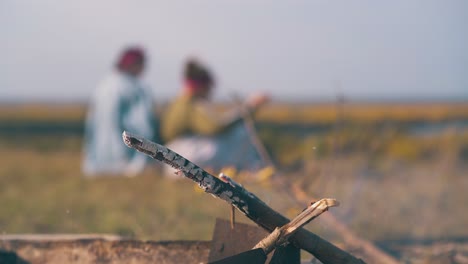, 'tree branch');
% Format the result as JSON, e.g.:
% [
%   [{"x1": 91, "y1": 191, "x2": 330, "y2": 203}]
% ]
[{"x1": 122, "y1": 131, "x2": 365, "y2": 264}]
